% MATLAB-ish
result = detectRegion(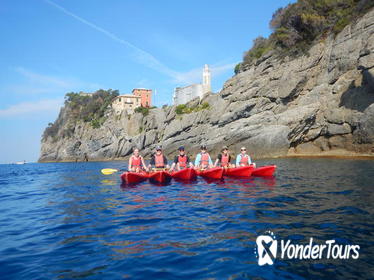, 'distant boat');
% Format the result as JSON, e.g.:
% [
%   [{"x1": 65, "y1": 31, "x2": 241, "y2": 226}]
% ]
[{"x1": 15, "y1": 160, "x2": 26, "y2": 165}]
